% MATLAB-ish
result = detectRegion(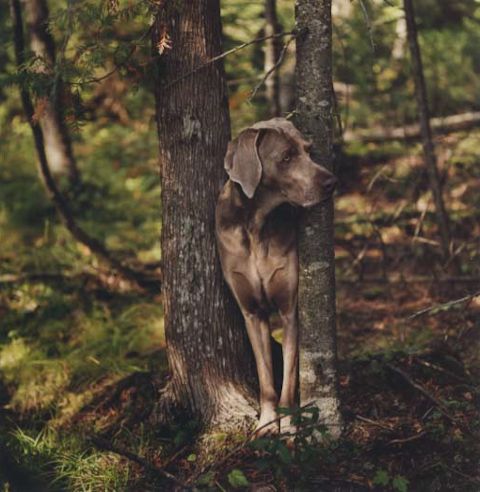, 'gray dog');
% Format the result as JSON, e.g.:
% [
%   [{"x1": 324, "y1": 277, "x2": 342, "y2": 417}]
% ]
[{"x1": 215, "y1": 118, "x2": 336, "y2": 434}]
